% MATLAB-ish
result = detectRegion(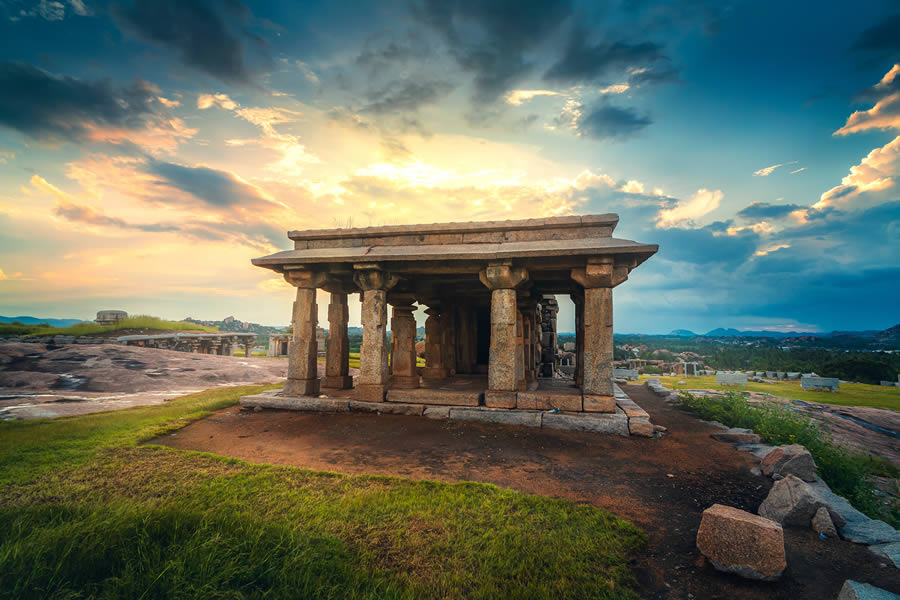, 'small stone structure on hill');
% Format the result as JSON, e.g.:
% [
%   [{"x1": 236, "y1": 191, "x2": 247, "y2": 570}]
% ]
[
  {"x1": 243, "y1": 214, "x2": 659, "y2": 435},
  {"x1": 95, "y1": 310, "x2": 127, "y2": 326}
]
